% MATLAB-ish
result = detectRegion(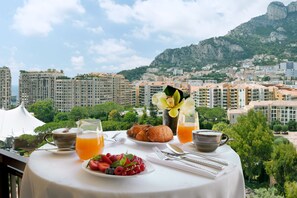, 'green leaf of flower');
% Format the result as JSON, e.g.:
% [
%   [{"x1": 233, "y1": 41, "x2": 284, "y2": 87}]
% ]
[
  {"x1": 175, "y1": 99, "x2": 185, "y2": 109},
  {"x1": 159, "y1": 97, "x2": 169, "y2": 109},
  {"x1": 169, "y1": 108, "x2": 179, "y2": 118},
  {"x1": 173, "y1": 90, "x2": 181, "y2": 106}
]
